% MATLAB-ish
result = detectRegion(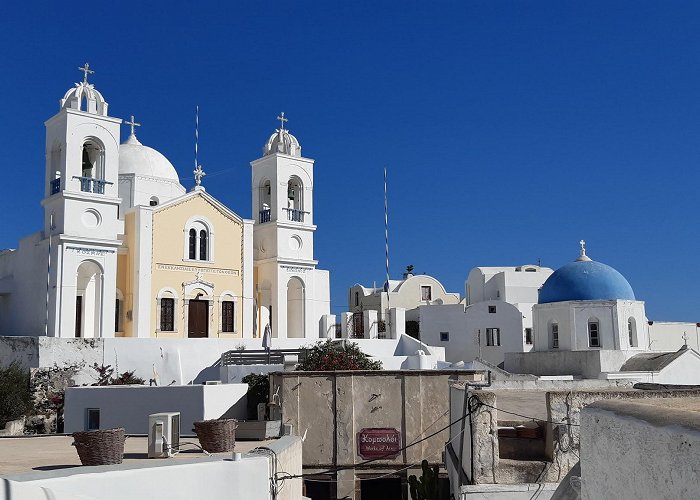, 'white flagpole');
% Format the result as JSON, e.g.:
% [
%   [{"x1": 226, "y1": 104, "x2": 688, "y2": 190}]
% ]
[{"x1": 45, "y1": 214, "x2": 53, "y2": 336}]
